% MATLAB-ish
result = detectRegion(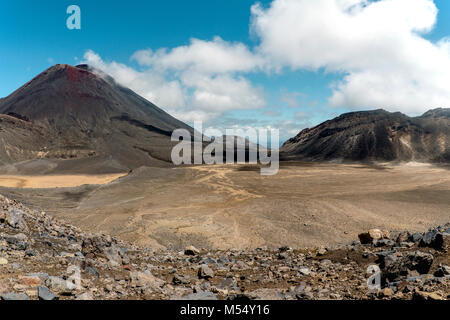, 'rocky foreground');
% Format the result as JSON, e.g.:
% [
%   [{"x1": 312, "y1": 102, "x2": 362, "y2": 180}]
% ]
[{"x1": 0, "y1": 194, "x2": 448, "y2": 301}]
